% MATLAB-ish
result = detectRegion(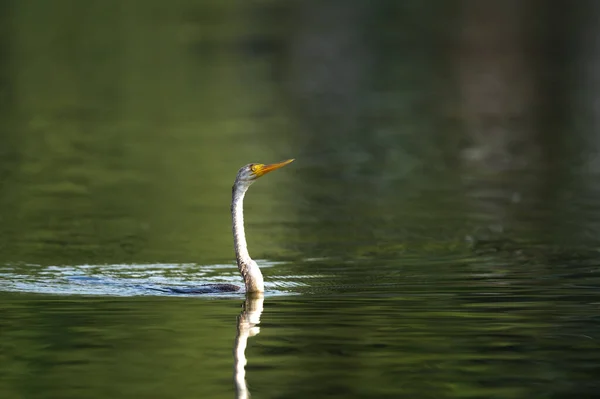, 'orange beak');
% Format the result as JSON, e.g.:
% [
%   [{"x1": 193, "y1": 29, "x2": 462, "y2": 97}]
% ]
[{"x1": 253, "y1": 159, "x2": 295, "y2": 178}]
